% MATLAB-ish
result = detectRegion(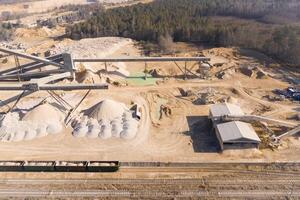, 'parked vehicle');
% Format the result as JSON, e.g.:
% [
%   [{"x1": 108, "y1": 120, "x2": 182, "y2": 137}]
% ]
[{"x1": 273, "y1": 87, "x2": 300, "y2": 101}]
